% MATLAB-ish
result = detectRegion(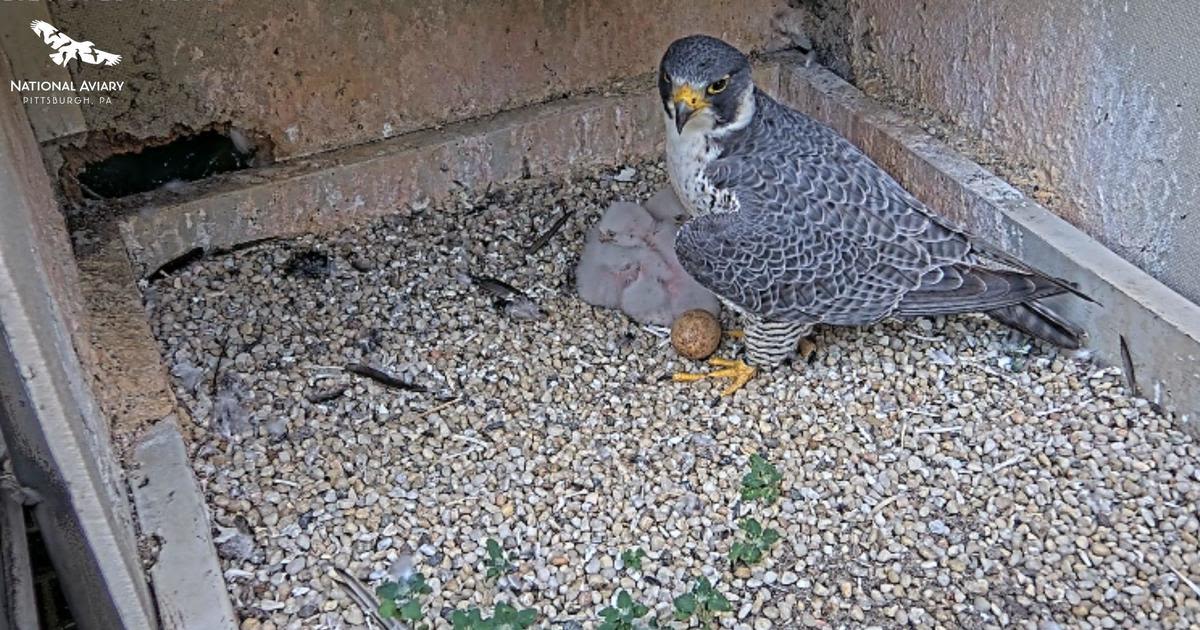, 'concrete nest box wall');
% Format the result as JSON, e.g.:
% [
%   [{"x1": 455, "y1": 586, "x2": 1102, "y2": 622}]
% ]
[
  {"x1": 1, "y1": 2, "x2": 1199, "y2": 629},
  {"x1": 805, "y1": 0, "x2": 1200, "y2": 308}
]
